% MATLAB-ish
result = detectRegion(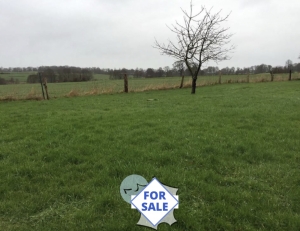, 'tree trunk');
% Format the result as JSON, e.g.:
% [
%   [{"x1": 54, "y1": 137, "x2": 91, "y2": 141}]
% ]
[
  {"x1": 179, "y1": 75, "x2": 185, "y2": 88},
  {"x1": 191, "y1": 77, "x2": 197, "y2": 94}
]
